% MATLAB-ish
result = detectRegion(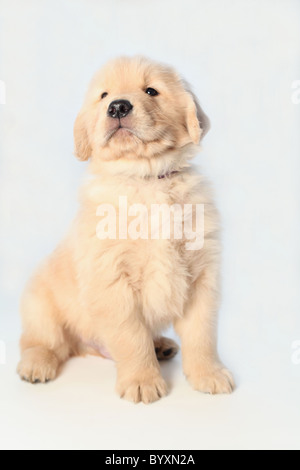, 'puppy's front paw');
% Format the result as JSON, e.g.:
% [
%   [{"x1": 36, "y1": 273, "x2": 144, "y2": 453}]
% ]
[
  {"x1": 117, "y1": 371, "x2": 168, "y2": 404},
  {"x1": 17, "y1": 347, "x2": 59, "y2": 384},
  {"x1": 187, "y1": 364, "x2": 235, "y2": 395}
]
